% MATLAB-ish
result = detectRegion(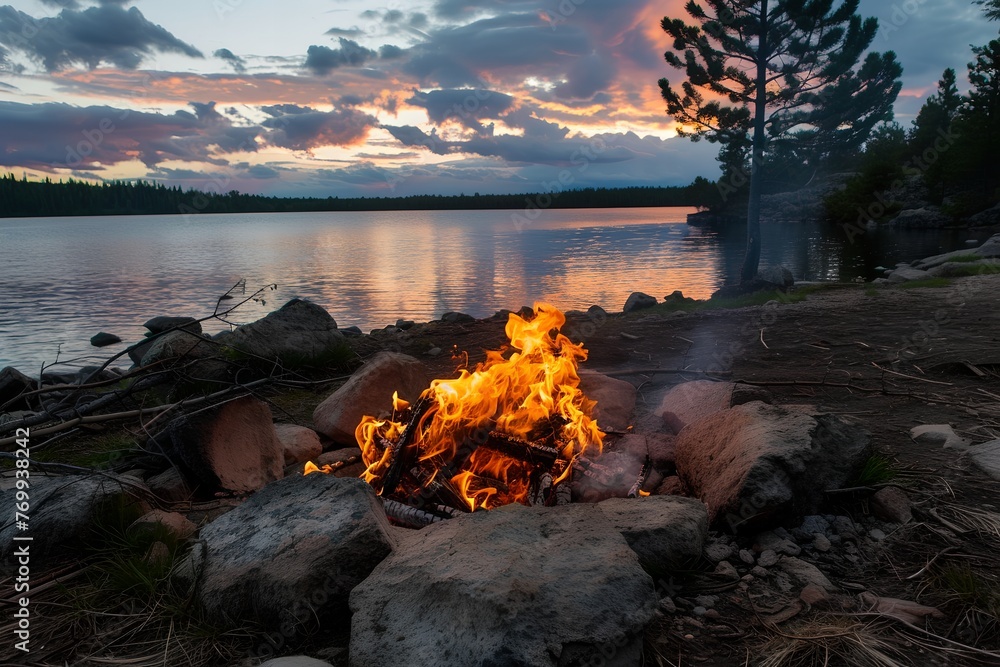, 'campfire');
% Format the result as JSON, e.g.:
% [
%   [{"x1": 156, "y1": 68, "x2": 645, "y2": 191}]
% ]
[{"x1": 306, "y1": 303, "x2": 650, "y2": 526}]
